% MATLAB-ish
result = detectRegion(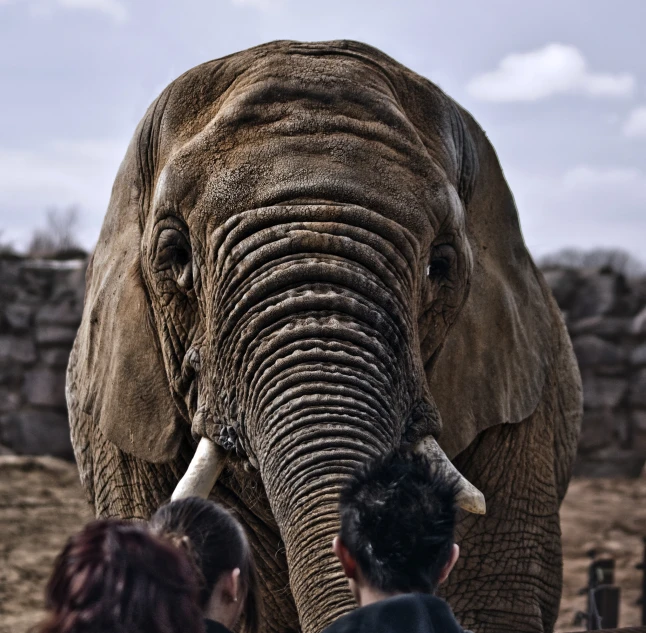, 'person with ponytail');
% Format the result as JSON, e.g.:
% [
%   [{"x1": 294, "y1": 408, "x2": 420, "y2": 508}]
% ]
[
  {"x1": 150, "y1": 497, "x2": 261, "y2": 633},
  {"x1": 34, "y1": 519, "x2": 204, "y2": 633}
]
